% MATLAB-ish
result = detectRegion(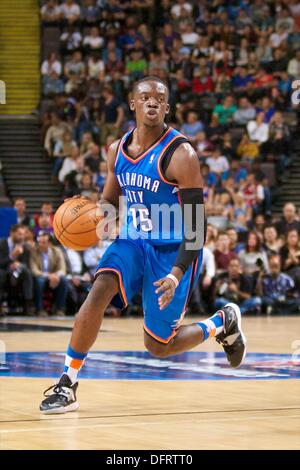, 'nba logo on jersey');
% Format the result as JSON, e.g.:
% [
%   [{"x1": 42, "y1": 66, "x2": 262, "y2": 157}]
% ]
[{"x1": 149, "y1": 153, "x2": 155, "y2": 164}]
